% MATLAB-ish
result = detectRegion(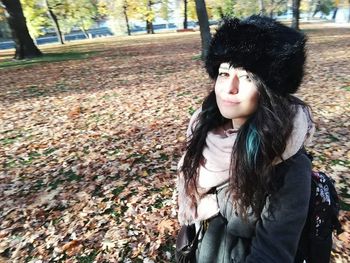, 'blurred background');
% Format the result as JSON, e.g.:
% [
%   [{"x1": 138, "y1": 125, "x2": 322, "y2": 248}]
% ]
[{"x1": 1, "y1": 0, "x2": 349, "y2": 51}]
